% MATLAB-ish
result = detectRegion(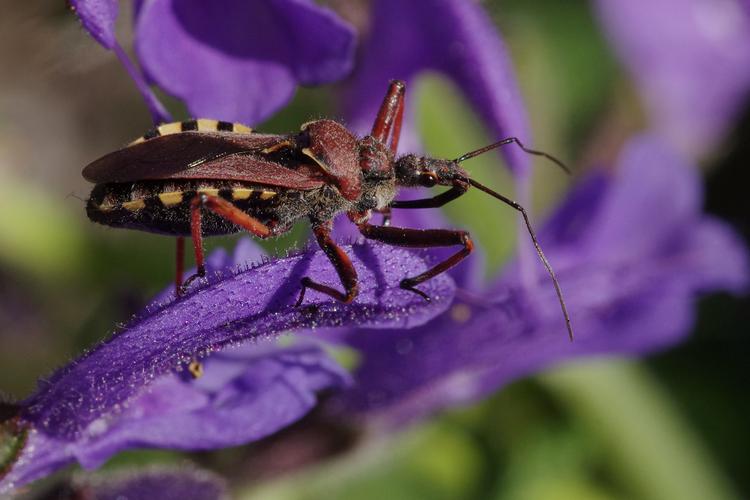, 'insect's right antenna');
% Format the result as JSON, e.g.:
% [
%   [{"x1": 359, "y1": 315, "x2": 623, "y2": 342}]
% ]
[{"x1": 455, "y1": 137, "x2": 571, "y2": 175}]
